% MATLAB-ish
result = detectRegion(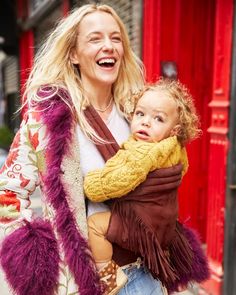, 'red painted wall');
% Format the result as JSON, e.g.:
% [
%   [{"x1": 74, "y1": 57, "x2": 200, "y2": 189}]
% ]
[
  {"x1": 17, "y1": 0, "x2": 34, "y2": 114},
  {"x1": 143, "y1": 1, "x2": 234, "y2": 294},
  {"x1": 203, "y1": 0, "x2": 233, "y2": 293},
  {"x1": 17, "y1": 0, "x2": 70, "y2": 111},
  {"x1": 143, "y1": 0, "x2": 215, "y2": 242}
]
